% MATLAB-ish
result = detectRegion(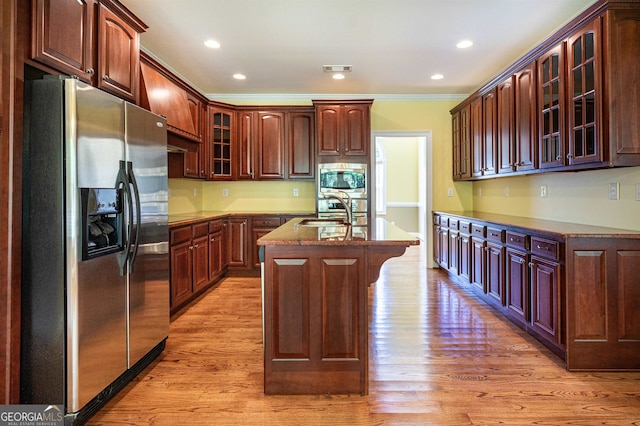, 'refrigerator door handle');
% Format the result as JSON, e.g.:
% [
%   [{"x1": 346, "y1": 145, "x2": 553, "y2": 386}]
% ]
[
  {"x1": 116, "y1": 160, "x2": 134, "y2": 276},
  {"x1": 127, "y1": 161, "x2": 142, "y2": 272}
]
